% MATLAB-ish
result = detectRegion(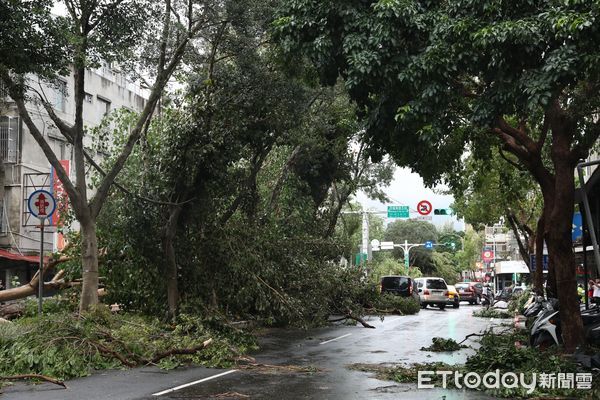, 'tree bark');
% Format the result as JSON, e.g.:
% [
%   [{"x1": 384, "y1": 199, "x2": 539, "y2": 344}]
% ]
[
  {"x1": 533, "y1": 216, "x2": 545, "y2": 295},
  {"x1": 266, "y1": 145, "x2": 302, "y2": 213},
  {"x1": 0, "y1": 255, "x2": 70, "y2": 302},
  {"x1": 493, "y1": 110, "x2": 584, "y2": 351},
  {"x1": 162, "y1": 205, "x2": 183, "y2": 319},
  {"x1": 506, "y1": 212, "x2": 533, "y2": 269},
  {"x1": 546, "y1": 133, "x2": 584, "y2": 351},
  {"x1": 79, "y1": 219, "x2": 99, "y2": 312}
]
